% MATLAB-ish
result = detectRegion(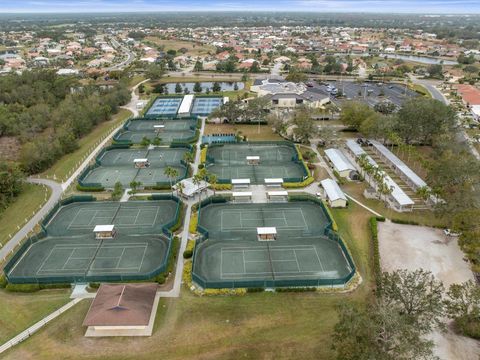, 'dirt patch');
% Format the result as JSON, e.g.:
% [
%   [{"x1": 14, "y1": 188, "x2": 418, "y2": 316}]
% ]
[
  {"x1": 0, "y1": 136, "x2": 21, "y2": 161},
  {"x1": 378, "y1": 221, "x2": 479, "y2": 360}
]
